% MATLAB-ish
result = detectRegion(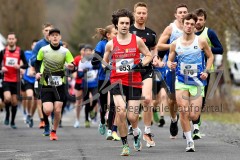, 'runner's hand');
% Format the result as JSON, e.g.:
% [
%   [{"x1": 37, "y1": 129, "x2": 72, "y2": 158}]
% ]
[
  {"x1": 167, "y1": 61, "x2": 177, "y2": 70},
  {"x1": 35, "y1": 73, "x2": 42, "y2": 80},
  {"x1": 200, "y1": 72, "x2": 208, "y2": 80},
  {"x1": 1, "y1": 66, "x2": 8, "y2": 72},
  {"x1": 65, "y1": 63, "x2": 74, "y2": 70},
  {"x1": 131, "y1": 62, "x2": 143, "y2": 71}
]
